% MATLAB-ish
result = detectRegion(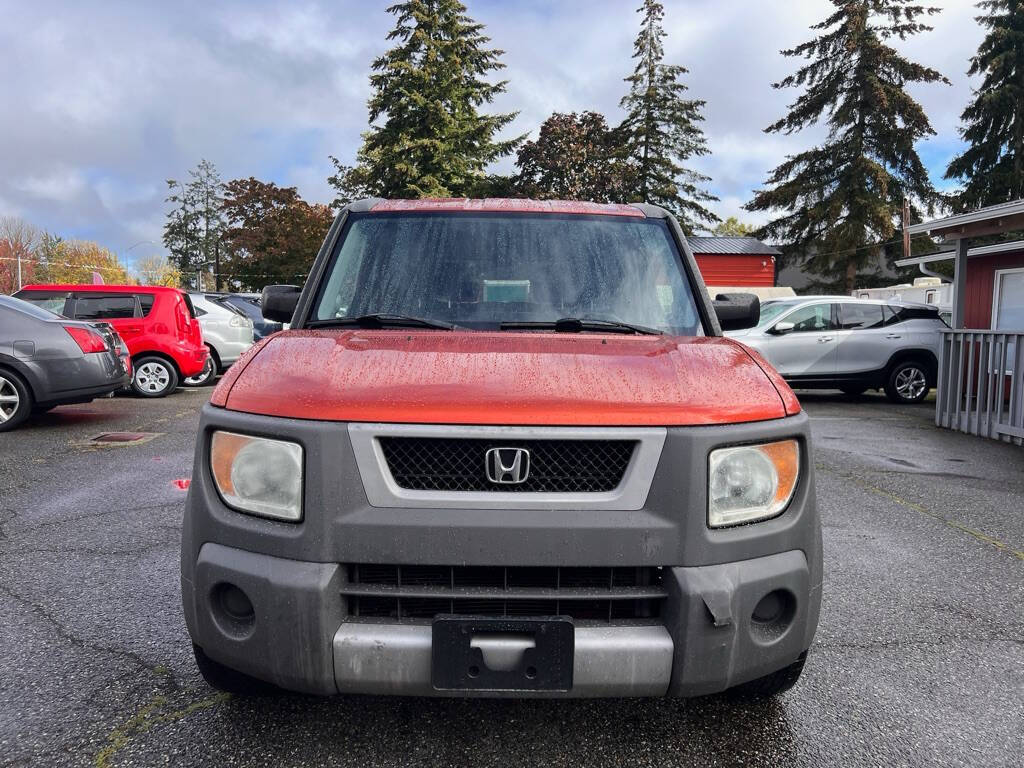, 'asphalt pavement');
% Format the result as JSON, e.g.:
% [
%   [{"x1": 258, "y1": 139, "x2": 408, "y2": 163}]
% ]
[{"x1": 0, "y1": 387, "x2": 1021, "y2": 767}]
